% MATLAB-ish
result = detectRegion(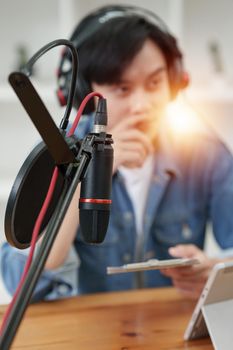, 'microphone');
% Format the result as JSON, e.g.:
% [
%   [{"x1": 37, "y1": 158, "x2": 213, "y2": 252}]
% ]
[{"x1": 79, "y1": 98, "x2": 114, "y2": 243}]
